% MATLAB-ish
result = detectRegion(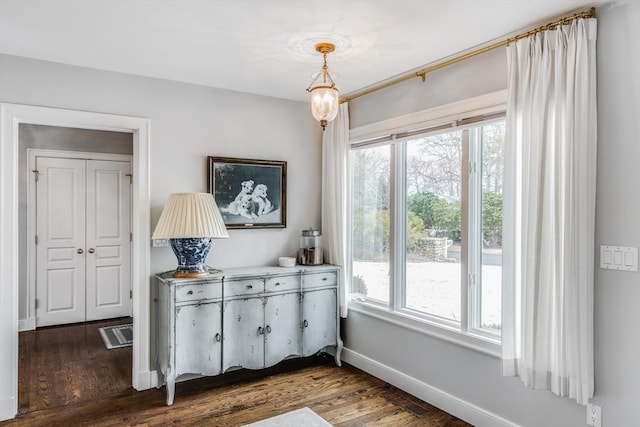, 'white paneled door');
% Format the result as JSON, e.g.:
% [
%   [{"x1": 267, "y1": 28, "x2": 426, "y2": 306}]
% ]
[
  {"x1": 36, "y1": 157, "x2": 131, "y2": 327},
  {"x1": 36, "y1": 158, "x2": 86, "y2": 326},
  {"x1": 85, "y1": 160, "x2": 132, "y2": 321}
]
